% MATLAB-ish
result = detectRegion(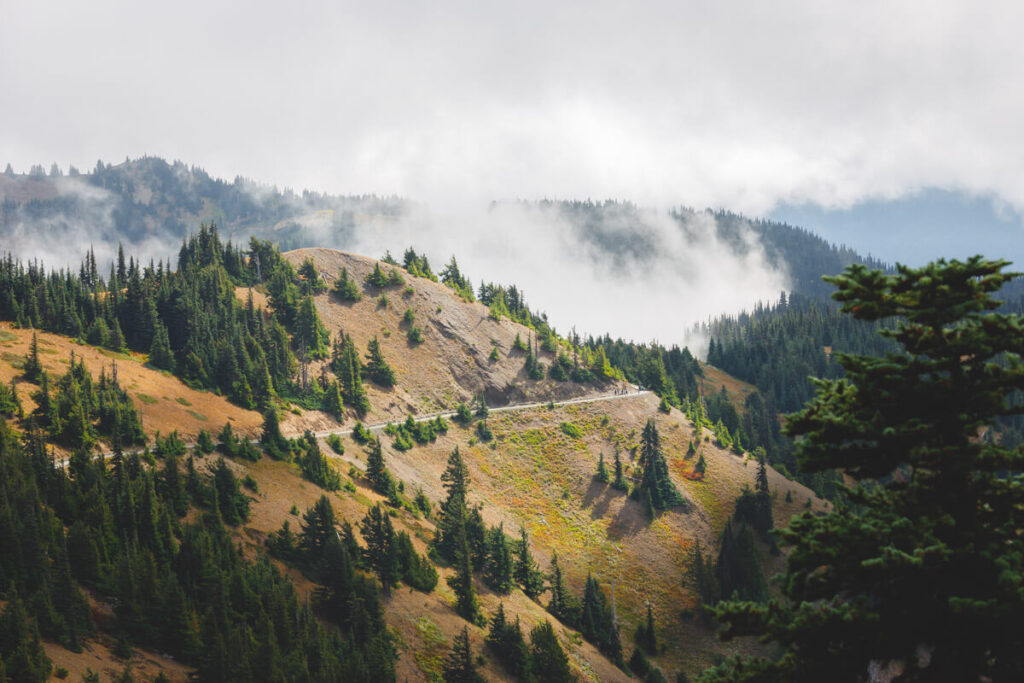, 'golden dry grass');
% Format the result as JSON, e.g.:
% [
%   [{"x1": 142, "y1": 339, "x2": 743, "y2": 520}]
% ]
[
  {"x1": 267, "y1": 248, "x2": 630, "y2": 436},
  {"x1": 0, "y1": 323, "x2": 262, "y2": 451}
]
